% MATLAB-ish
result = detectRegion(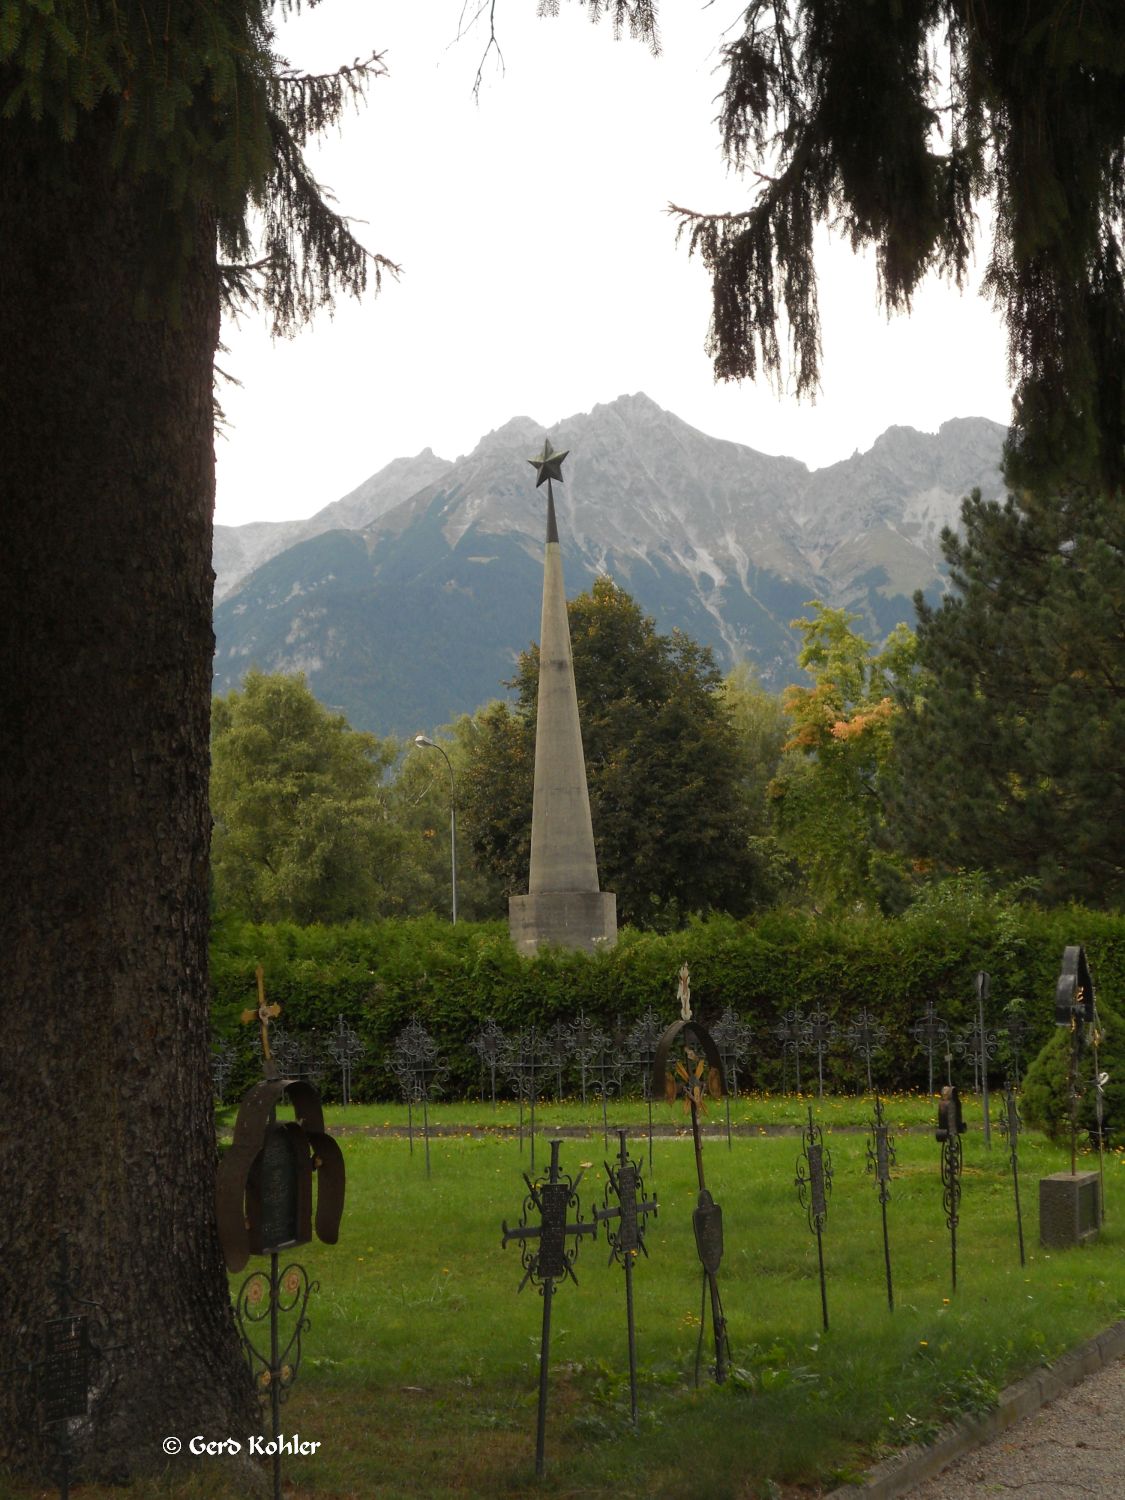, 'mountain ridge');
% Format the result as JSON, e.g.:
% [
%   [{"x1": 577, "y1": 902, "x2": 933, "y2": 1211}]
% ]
[{"x1": 213, "y1": 394, "x2": 1008, "y2": 735}]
